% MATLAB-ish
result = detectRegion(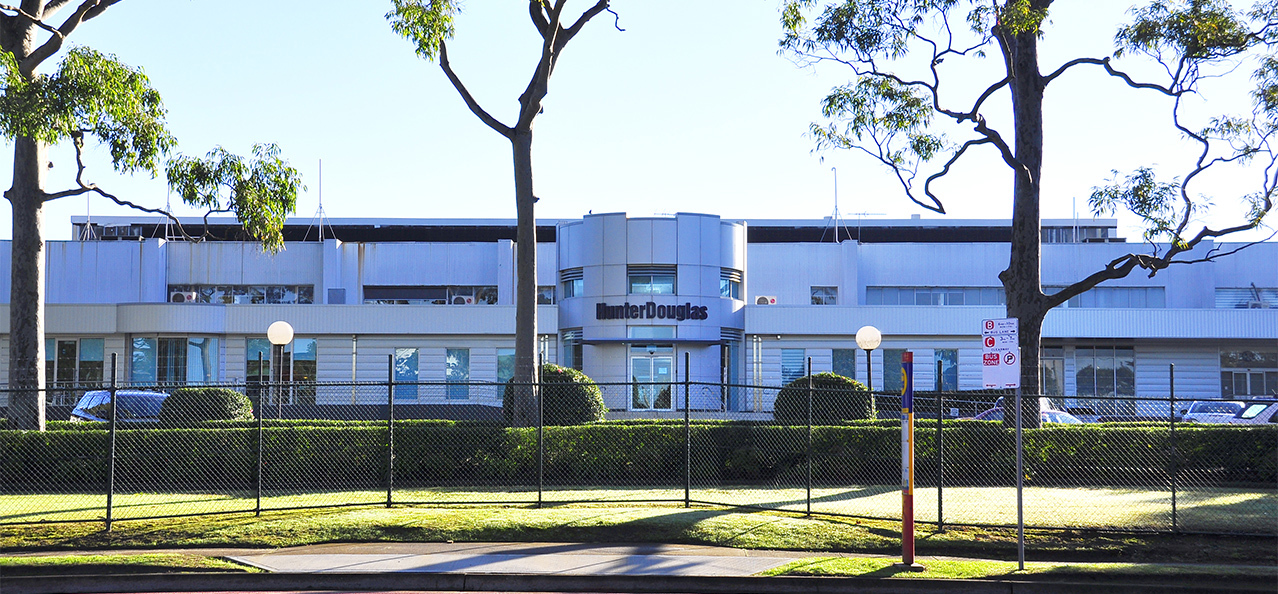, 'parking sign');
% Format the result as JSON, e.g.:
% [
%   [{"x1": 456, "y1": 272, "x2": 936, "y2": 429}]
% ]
[{"x1": 982, "y1": 318, "x2": 1020, "y2": 388}]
